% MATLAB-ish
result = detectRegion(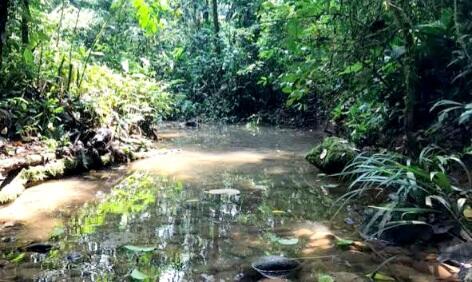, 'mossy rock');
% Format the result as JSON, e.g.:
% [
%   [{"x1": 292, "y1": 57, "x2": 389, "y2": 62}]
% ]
[{"x1": 306, "y1": 137, "x2": 357, "y2": 173}]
